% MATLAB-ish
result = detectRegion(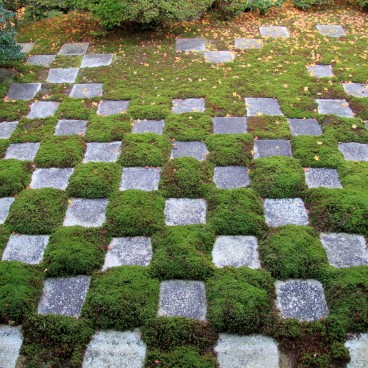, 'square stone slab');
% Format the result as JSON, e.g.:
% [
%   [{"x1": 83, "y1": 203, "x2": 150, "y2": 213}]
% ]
[
  {"x1": 317, "y1": 24, "x2": 345, "y2": 37},
  {"x1": 5, "y1": 142, "x2": 40, "y2": 161},
  {"x1": 245, "y1": 98, "x2": 283, "y2": 116},
  {"x1": 171, "y1": 141, "x2": 208, "y2": 161},
  {"x1": 2, "y1": 234, "x2": 50, "y2": 265},
  {"x1": 54, "y1": 119, "x2": 88, "y2": 136},
  {"x1": 164, "y1": 198, "x2": 207, "y2": 226},
  {"x1": 213, "y1": 117, "x2": 247, "y2": 134},
  {"x1": 316, "y1": 99, "x2": 354, "y2": 118},
  {"x1": 205, "y1": 51, "x2": 235, "y2": 63},
  {"x1": 0, "y1": 197, "x2": 14, "y2": 224},
  {"x1": 83, "y1": 142, "x2": 122, "y2": 163},
  {"x1": 235, "y1": 38, "x2": 263, "y2": 49},
  {"x1": 172, "y1": 98, "x2": 205, "y2": 114},
  {"x1": 158, "y1": 280, "x2": 207, "y2": 320},
  {"x1": 259, "y1": 26, "x2": 290, "y2": 38},
  {"x1": 213, "y1": 166, "x2": 251, "y2": 189},
  {"x1": 275, "y1": 280, "x2": 328, "y2": 321},
  {"x1": 7, "y1": 83, "x2": 41, "y2": 101},
  {"x1": 27, "y1": 101, "x2": 60, "y2": 119},
  {"x1": 0, "y1": 121, "x2": 18, "y2": 139},
  {"x1": 58, "y1": 43, "x2": 89, "y2": 55},
  {"x1": 97, "y1": 100, "x2": 130, "y2": 116},
  {"x1": 307, "y1": 64, "x2": 334, "y2": 78},
  {"x1": 30, "y1": 168, "x2": 74, "y2": 190},
  {"x1": 176, "y1": 38, "x2": 206, "y2": 52},
  {"x1": 212, "y1": 236, "x2": 260, "y2": 269},
  {"x1": 37, "y1": 276, "x2": 91, "y2": 317},
  {"x1": 47, "y1": 68, "x2": 79, "y2": 83},
  {"x1": 264, "y1": 198, "x2": 309, "y2": 227},
  {"x1": 70, "y1": 84, "x2": 103, "y2": 98},
  {"x1": 81, "y1": 54, "x2": 113, "y2": 68},
  {"x1": 120, "y1": 167, "x2": 161, "y2": 191},
  {"x1": 82, "y1": 330, "x2": 147, "y2": 368},
  {"x1": 320, "y1": 233, "x2": 368, "y2": 268},
  {"x1": 288, "y1": 118, "x2": 322, "y2": 136},
  {"x1": 63, "y1": 198, "x2": 108, "y2": 227},
  {"x1": 132, "y1": 119, "x2": 165, "y2": 134},
  {"x1": 345, "y1": 333, "x2": 368, "y2": 368},
  {"x1": 338, "y1": 142, "x2": 368, "y2": 161},
  {"x1": 254, "y1": 140, "x2": 292, "y2": 159},
  {"x1": 304, "y1": 168, "x2": 342, "y2": 189},
  {"x1": 343, "y1": 83, "x2": 368, "y2": 98},
  {"x1": 26, "y1": 54, "x2": 56, "y2": 67},
  {"x1": 17, "y1": 43, "x2": 35, "y2": 53},
  {"x1": 102, "y1": 237, "x2": 152, "y2": 270},
  {"x1": 0, "y1": 325, "x2": 23, "y2": 368},
  {"x1": 215, "y1": 334, "x2": 280, "y2": 368}
]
